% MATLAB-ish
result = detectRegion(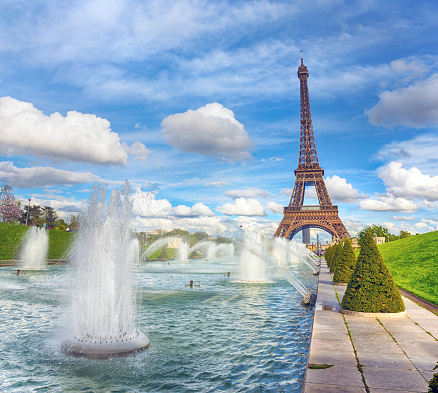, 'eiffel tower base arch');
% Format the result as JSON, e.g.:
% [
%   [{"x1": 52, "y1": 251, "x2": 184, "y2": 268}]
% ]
[{"x1": 274, "y1": 206, "x2": 349, "y2": 242}]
